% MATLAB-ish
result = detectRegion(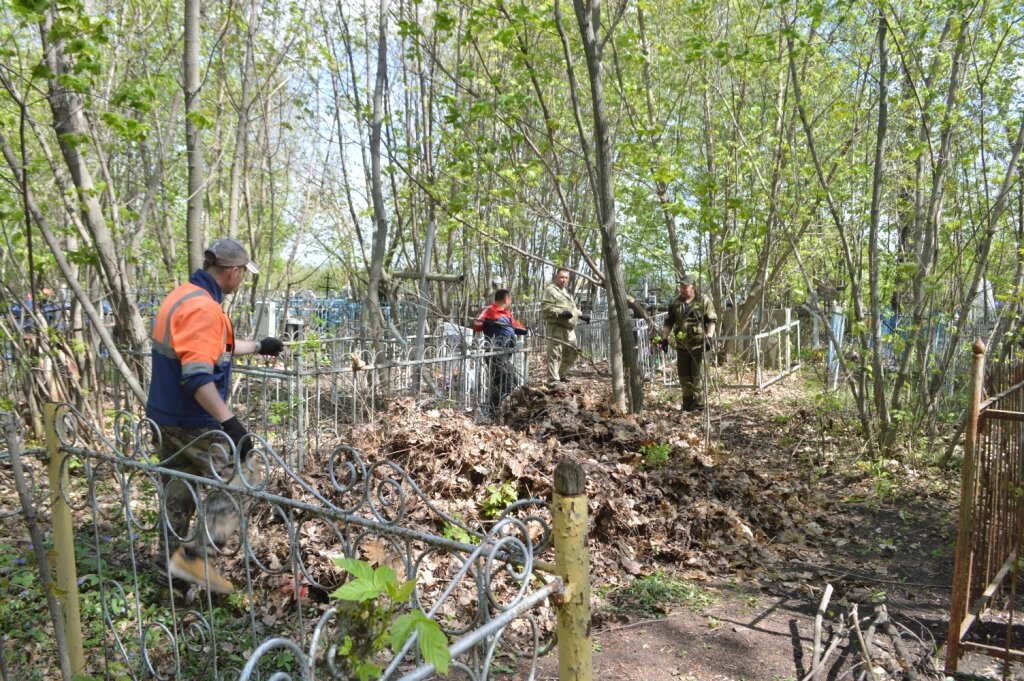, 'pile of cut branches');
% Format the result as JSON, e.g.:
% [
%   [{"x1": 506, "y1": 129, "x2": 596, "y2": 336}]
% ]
[{"x1": 802, "y1": 584, "x2": 943, "y2": 681}]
